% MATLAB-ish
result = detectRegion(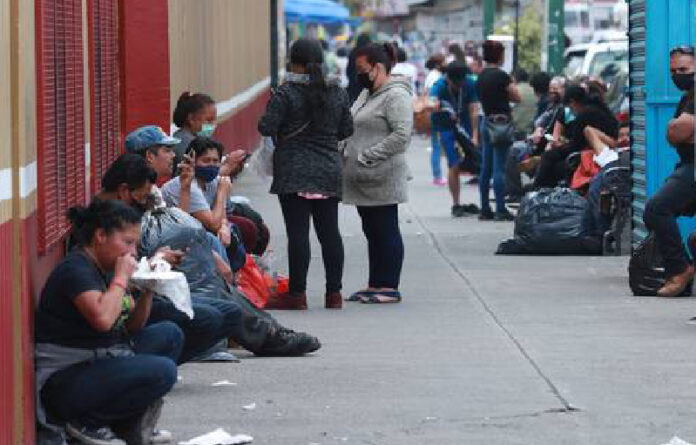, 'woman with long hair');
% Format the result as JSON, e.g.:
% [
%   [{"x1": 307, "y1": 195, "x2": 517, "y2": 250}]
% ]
[{"x1": 258, "y1": 38, "x2": 354, "y2": 310}]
